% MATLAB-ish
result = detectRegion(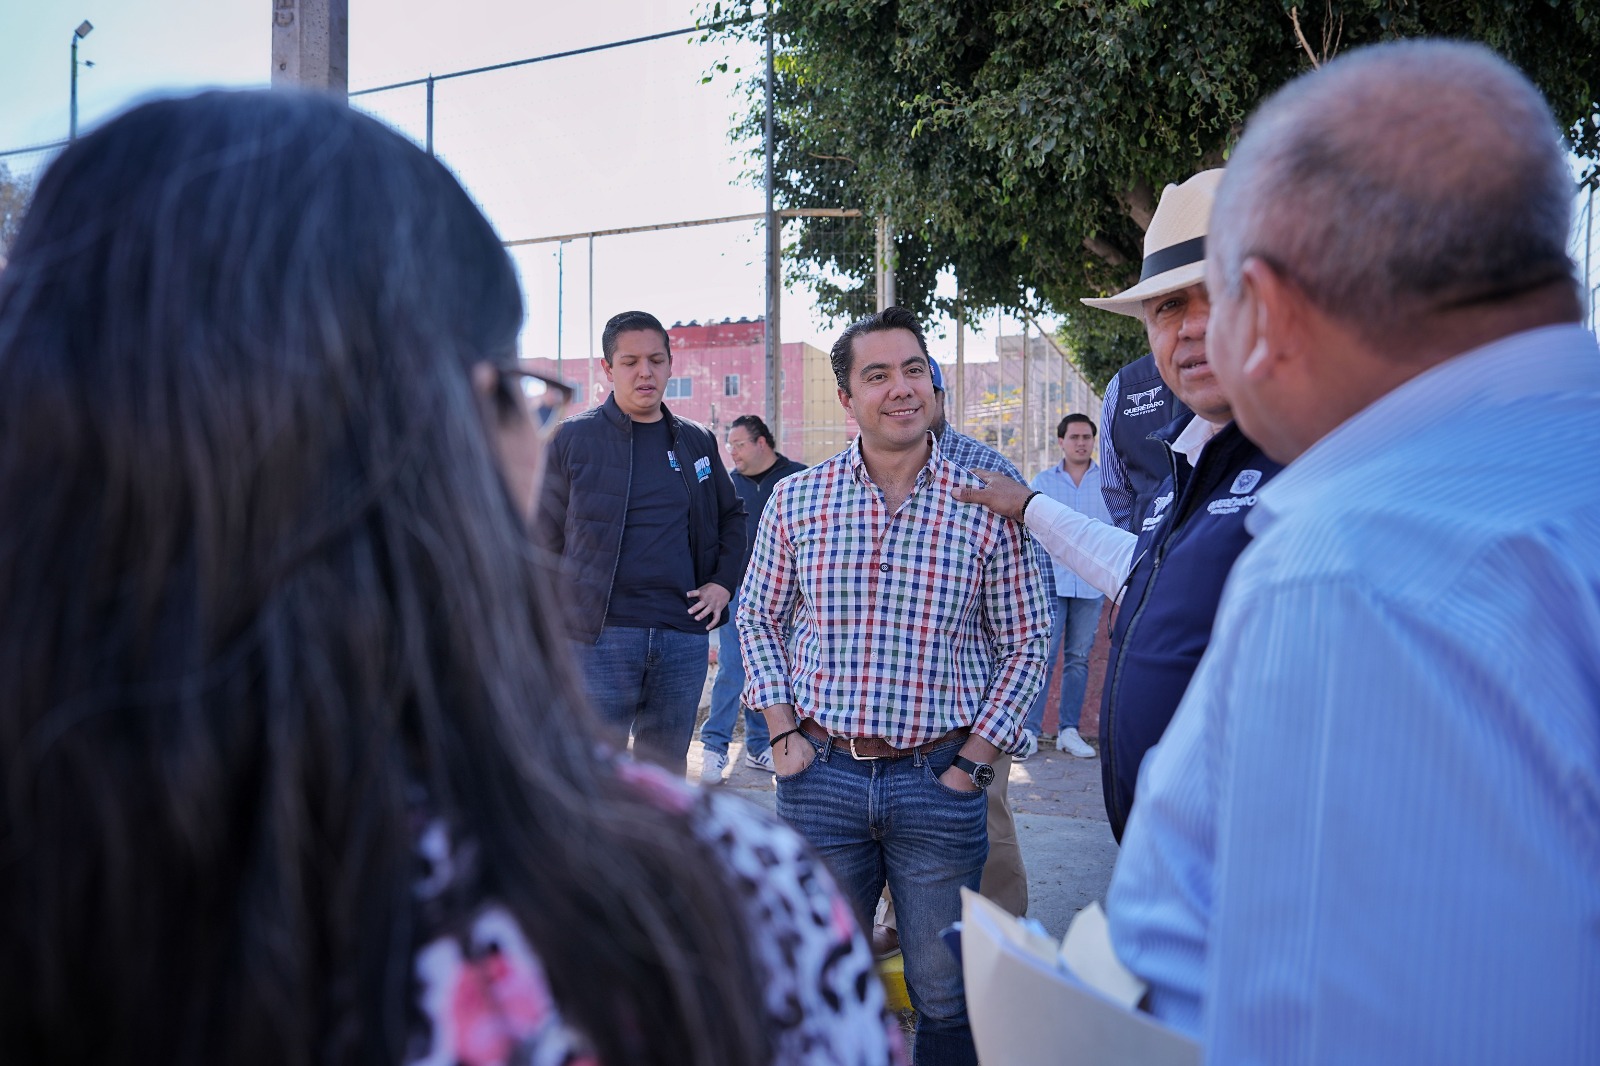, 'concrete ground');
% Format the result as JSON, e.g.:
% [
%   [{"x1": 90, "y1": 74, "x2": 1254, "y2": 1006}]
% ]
[{"x1": 689, "y1": 706, "x2": 1119, "y2": 940}]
